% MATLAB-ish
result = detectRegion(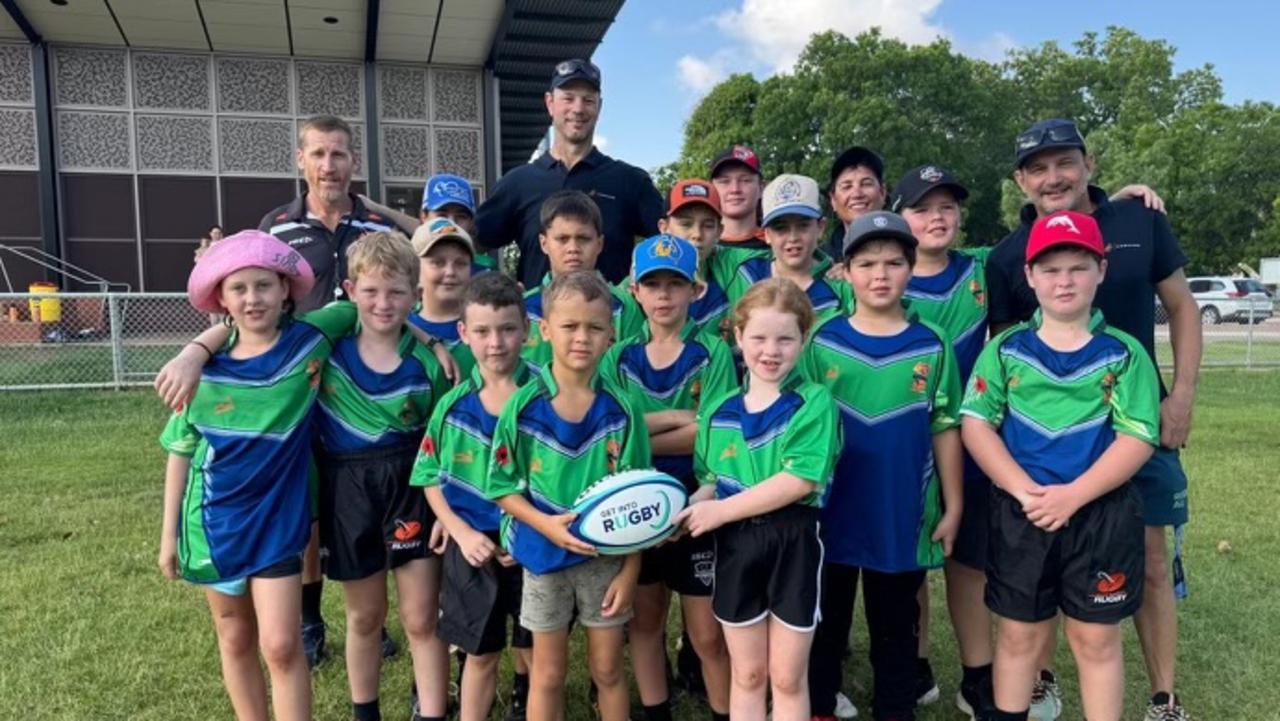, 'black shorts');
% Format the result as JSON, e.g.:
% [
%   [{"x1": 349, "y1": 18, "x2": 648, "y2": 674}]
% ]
[
  {"x1": 712, "y1": 504, "x2": 823, "y2": 631},
  {"x1": 951, "y1": 470, "x2": 992, "y2": 571},
  {"x1": 437, "y1": 531, "x2": 532, "y2": 656},
  {"x1": 639, "y1": 531, "x2": 715, "y2": 597},
  {"x1": 986, "y1": 485, "x2": 1144, "y2": 624},
  {"x1": 317, "y1": 444, "x2": 433, "y2": 582}
]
